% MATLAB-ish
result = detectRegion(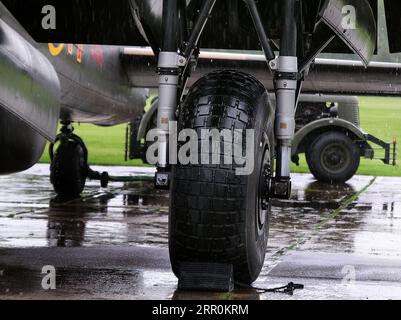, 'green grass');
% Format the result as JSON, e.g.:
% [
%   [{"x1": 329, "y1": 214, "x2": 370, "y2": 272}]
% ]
[
  {"x1": 40, "y1": 124, "x2": 144, "y2": 167},
  {"x1": 40, "y1": 96, "x2": 401, "y2": 177}
]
